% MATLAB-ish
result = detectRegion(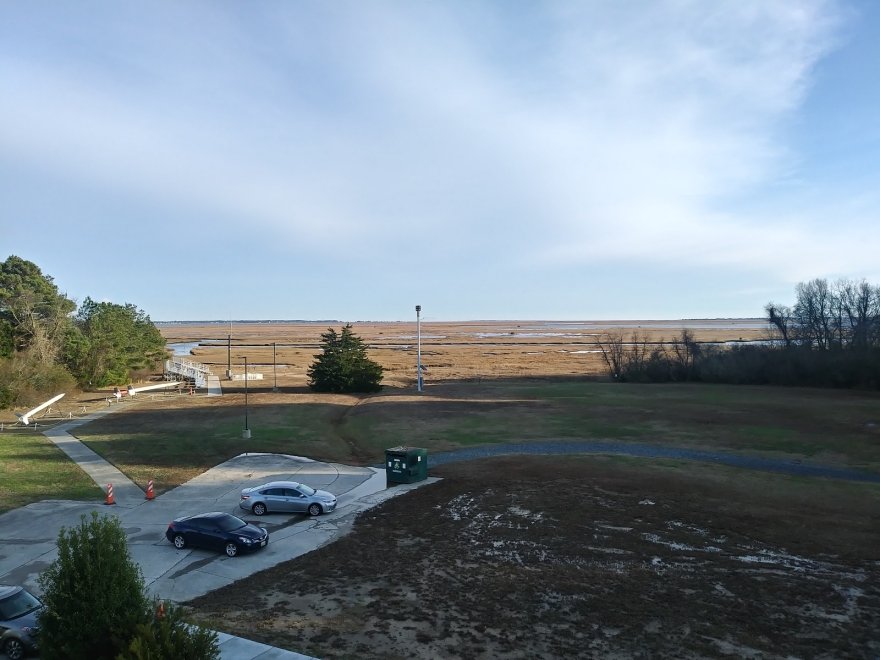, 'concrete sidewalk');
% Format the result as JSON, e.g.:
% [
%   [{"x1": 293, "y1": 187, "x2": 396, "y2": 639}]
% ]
[{"x1": 0, "y1": 406, "x2": 436, "y2": 659}]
